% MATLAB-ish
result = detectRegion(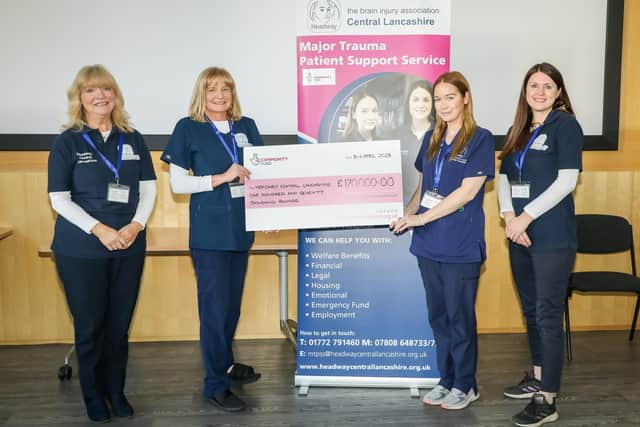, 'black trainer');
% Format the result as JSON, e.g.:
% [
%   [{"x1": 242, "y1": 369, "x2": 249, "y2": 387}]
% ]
[
  {"x1": 504, "y1": 371, "x2": 542, "y2": 399},
  {"x1": 512, "y1": 393, "x2": 559, "y2": 427},
  {"x1": 207, "y1": 389, "x2": 246, "y2": 412}
]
